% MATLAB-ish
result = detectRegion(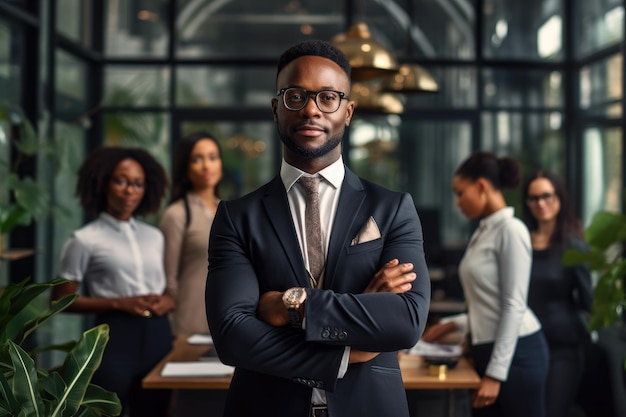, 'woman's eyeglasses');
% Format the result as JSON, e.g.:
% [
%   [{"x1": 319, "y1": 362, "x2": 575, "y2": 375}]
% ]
[
  {"x1": 110, "y1": 177, "x2": 145, "y2": 190},
  {"x1": 526, "y1": 192, "x2": 556, "y2": 205}
]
